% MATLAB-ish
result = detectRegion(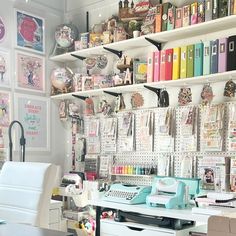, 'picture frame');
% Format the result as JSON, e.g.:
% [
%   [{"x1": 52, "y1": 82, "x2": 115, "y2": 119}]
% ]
[
  {"x1": 15, "y1": 50, "x2": 45, "y2": 93},
  {"x1": 15, "y1": 9, "x2": 45, "y2": 54},
  {"x1": 0, "y1": 48, "x2": 11, "y2": 88},
  {"x1": 0, "y1": 91, "x2": 11, "y2": 127},
  {"x1": 14, "y1": 93, "x2": 50, "y2": 151}
]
